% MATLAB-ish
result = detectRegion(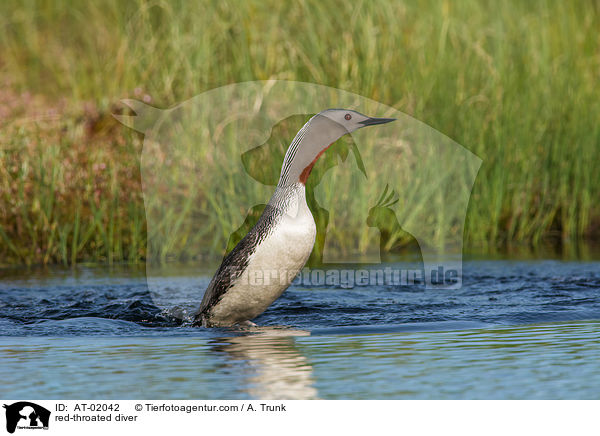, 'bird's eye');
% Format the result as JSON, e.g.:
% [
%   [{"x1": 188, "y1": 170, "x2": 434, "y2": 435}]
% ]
[{"x1": 344, "y1": 113, "x2": 352, "y2": 120}]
